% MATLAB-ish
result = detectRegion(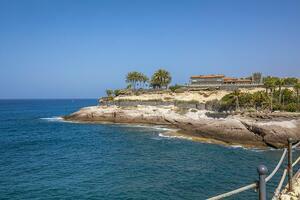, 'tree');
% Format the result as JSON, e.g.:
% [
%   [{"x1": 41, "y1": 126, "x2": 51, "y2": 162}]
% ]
[
  {"x1": 150, "y1": 69, "x2": 172, "y2": 89},
  {"x1": 276, "y1": 78, "x2": 285, "y2": 105},
  {"x1": 126, "y1": 71, "x2": 148, "y2": 89},
  {"x1": 294, "y1": 82, "x2": 300, "y2": 109},
  {"x1": 106, "y1": 89, "x2": 113, "y2": 97},
  {"x1": 139, "y1": 73, "x2": 149, "y2": 88},
  {"x1": 126, "y1": 71, "x2": 139, "y2": 89},
  {"x1": 264, "y1": 77, "x2": 277, "y2": 111},
  {"x1": 252, "y1": 72, "x2": 262, "y2": 84},
  {"x1": 220, "y1": 90, "x2": 241, "y2": 111},
  {"x1": 252, "y1": 91, "x2": 269, "y2": 110},
  {"x1": 232, "y1": 89, "x2": 241, "y2": 111},
  {"x1": 284, "y1": 77, "x2": 298, "y2": 86}
]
